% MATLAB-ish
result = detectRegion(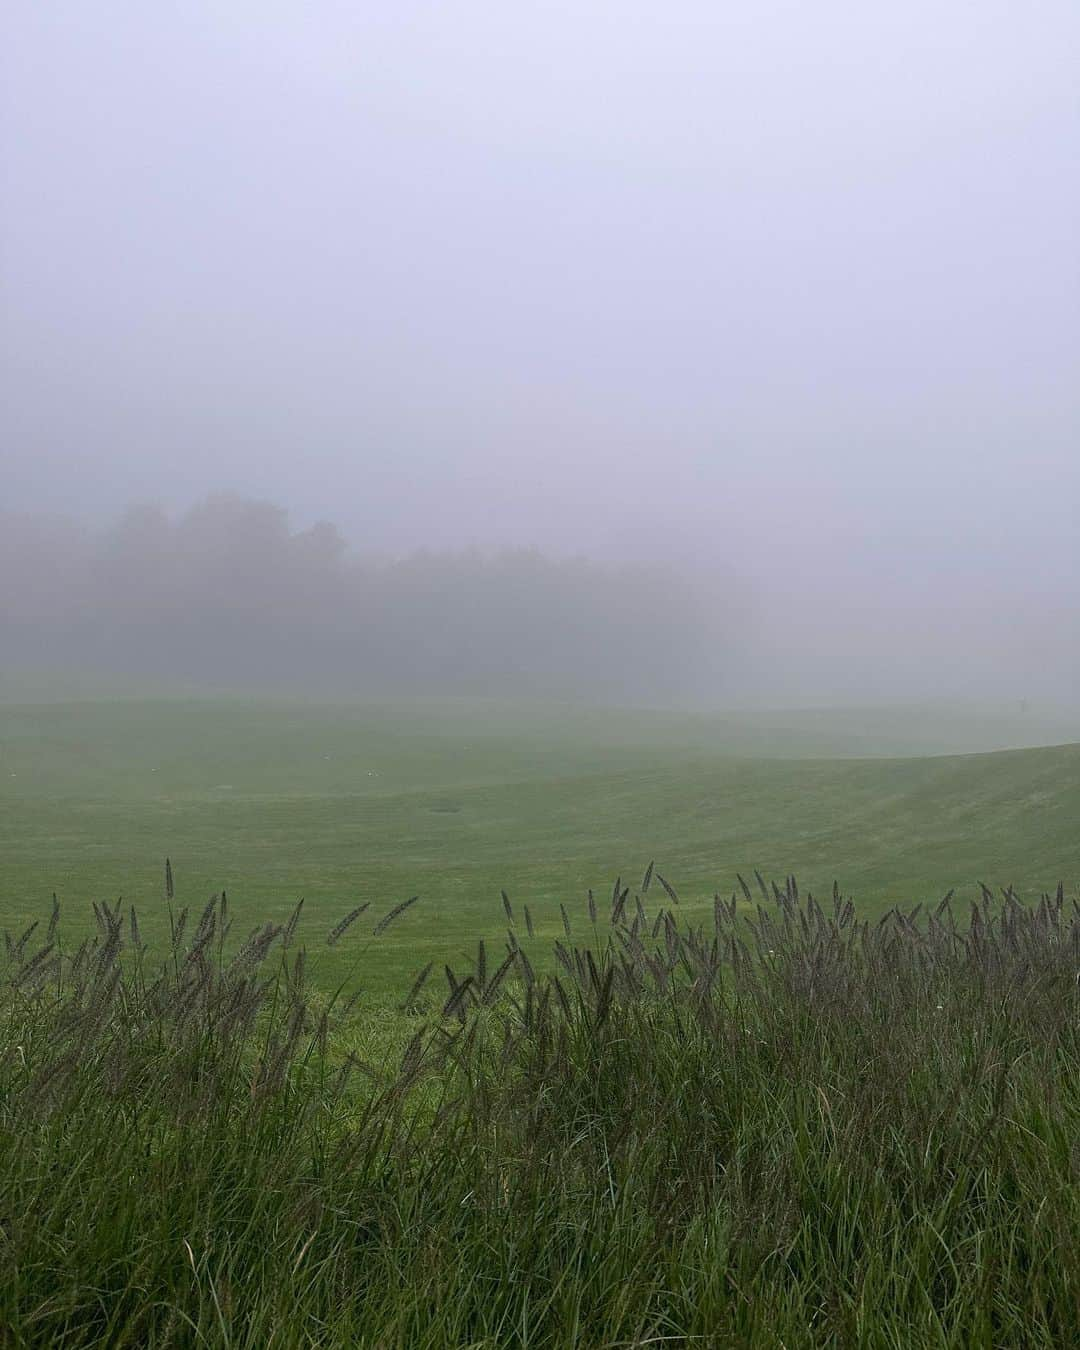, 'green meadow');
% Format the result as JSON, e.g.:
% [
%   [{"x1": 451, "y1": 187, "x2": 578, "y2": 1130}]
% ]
[
  {"x1": 2, "y1": 697, "x2": 1077, "y2": 998},
  {"x1": 4, "y1": 695, "x2": 1080, "y2": 1345}
]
